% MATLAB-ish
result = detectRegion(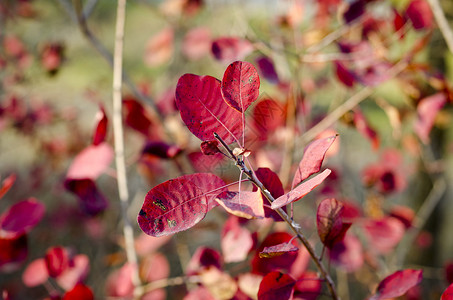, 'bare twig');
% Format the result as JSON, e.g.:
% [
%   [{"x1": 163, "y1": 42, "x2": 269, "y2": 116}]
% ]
[
  {"x1": 111, "y1": 0, "x2": 142, "y2": 297},
  {"x1": 143, "y1": 275, "x2": 201, "y2": 293},
  {"x1": 427, "y1": 0, "x2": 453, "y2": 54},
  {"x1": 214, "y1": 133, "x2": 339, "y2": 300}
]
